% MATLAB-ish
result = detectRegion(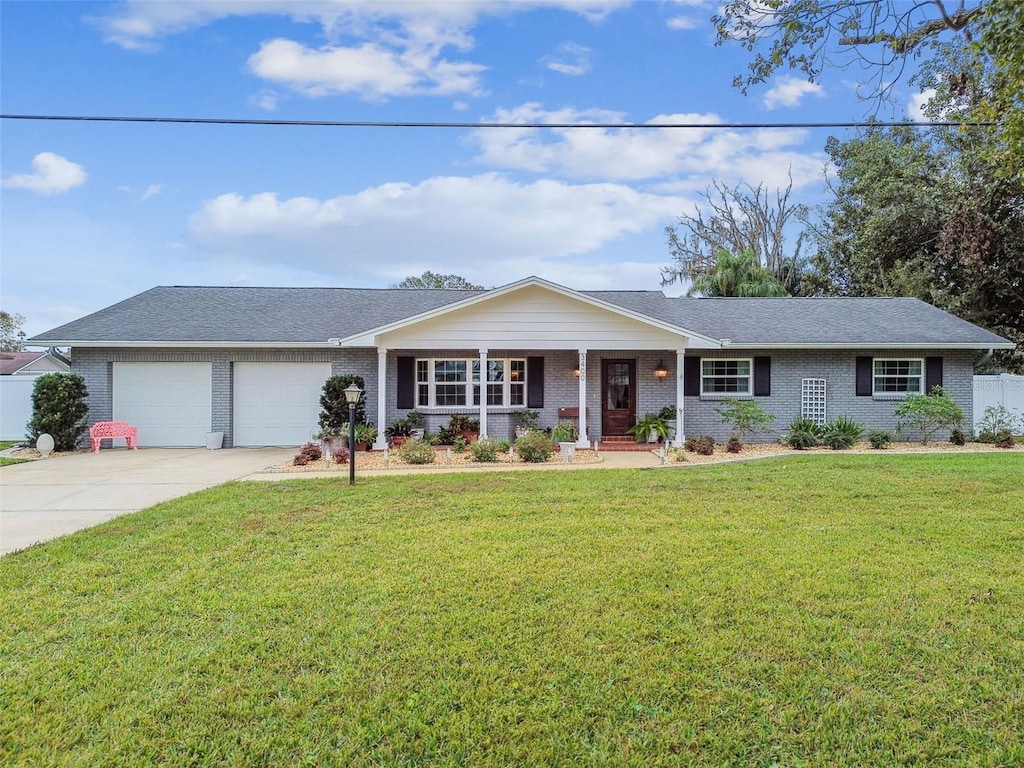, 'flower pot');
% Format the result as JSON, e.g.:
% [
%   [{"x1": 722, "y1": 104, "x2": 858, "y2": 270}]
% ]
[
  {"x1": 391, "y1": 436, "x2": 409, "y2": 449},
  {"x1": 460, "y1": 430, "x2": 479, "y2": 443},
  {"x1": 206, "y1": 432, "x2": 224, "y2": 450},
  {"x1": 559, "y1": 441, "x2": 576, "y2": 462}
]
